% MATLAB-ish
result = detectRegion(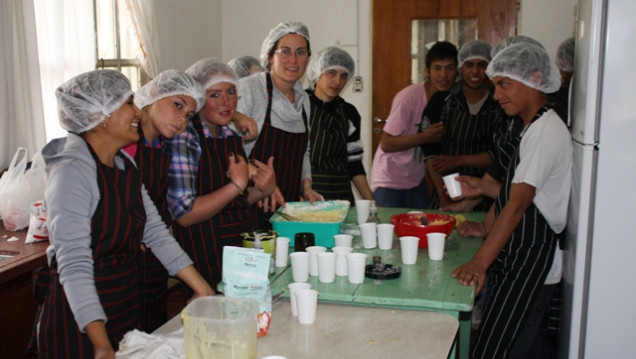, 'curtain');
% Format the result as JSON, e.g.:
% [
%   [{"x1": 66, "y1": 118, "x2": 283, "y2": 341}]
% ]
[
  {"x1": 33, "y1": 0, "x2": 95, "y2": 142},
  {"x1": 124, "y1": 0, "x2": 159, "y2": 78},
  {"x1": 0, "y1": 0, "x2": 47, "y2": 169}
]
